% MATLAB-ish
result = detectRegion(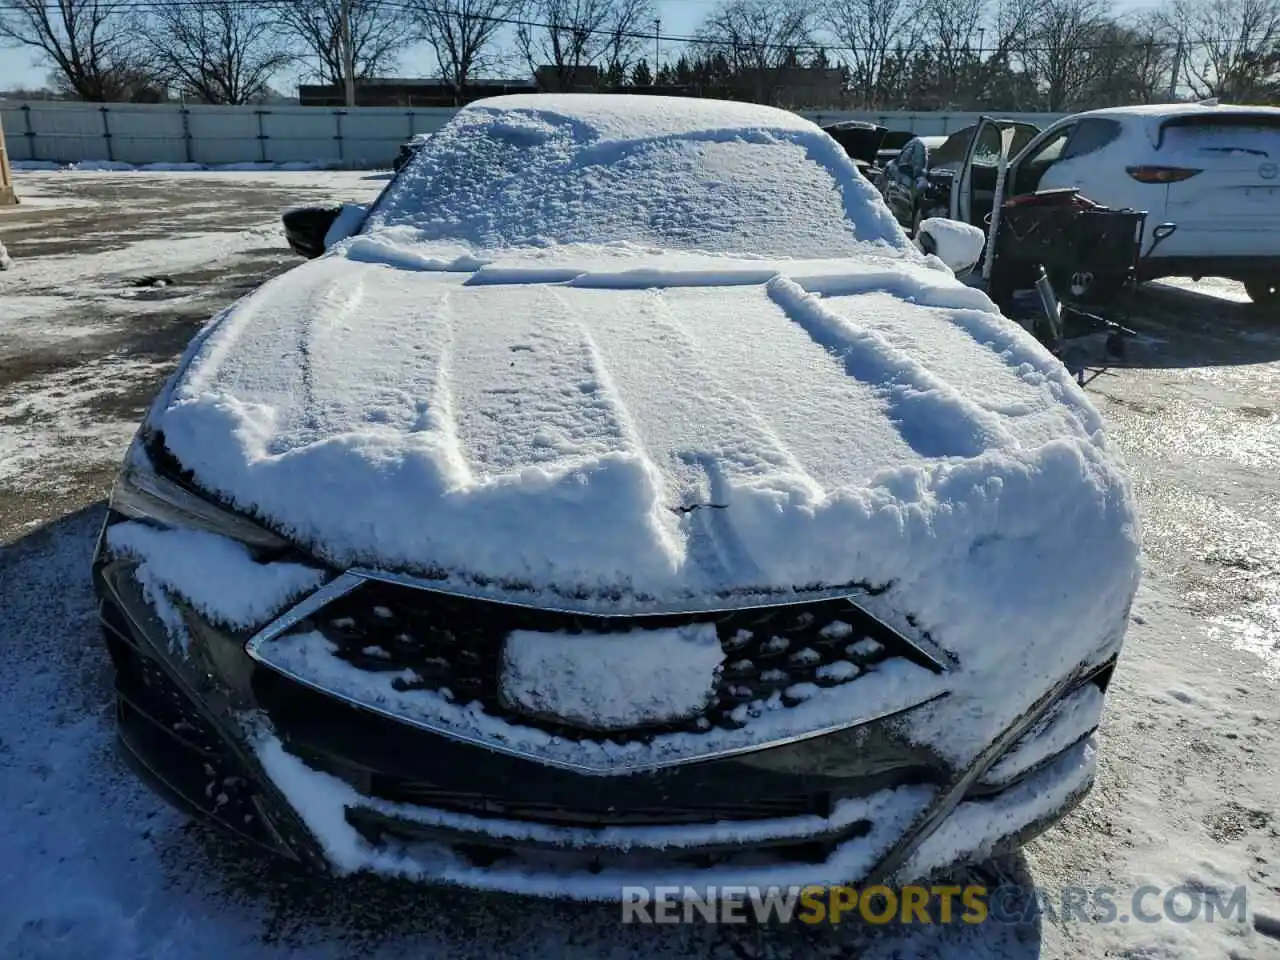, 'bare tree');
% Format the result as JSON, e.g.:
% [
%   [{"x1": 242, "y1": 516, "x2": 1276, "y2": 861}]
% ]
[
  {"x1": 141, "y1": 0, "x2": 293, "y2": 104},
  {"x1": 823, "y1": 0, "x2": 921, "y2": 106},
  {"x1": 410, "y1": 0, "x2": 519, "y2": 100},
  {"x1": 1167, "y1": 0, "x2": 1280, "y2": 99},
  {"x1": 0, "y1": 0, "x2": 155, "y2": 100},
  {"x1": 1022, "y1": 0, "x2": 1113, "y2": 110},
  {"x1": 698, "y1": 0, "x2": 813, "y2": 73},
  {"x1": 517, "y1": 0, "x2": 656, "y2": 90},
  {"x1": 915, "y1": 0, "x2": 1035, "y2": 107},
  {"x1": 1084, "y1": 13, "x2": 1176, "y2": 105},
  {"x1": 276, "y1": 0, "x2": 409, "y2": 85},
  {"x1": 917, "y1": 0, "x2": 985, "y2": 74}
]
